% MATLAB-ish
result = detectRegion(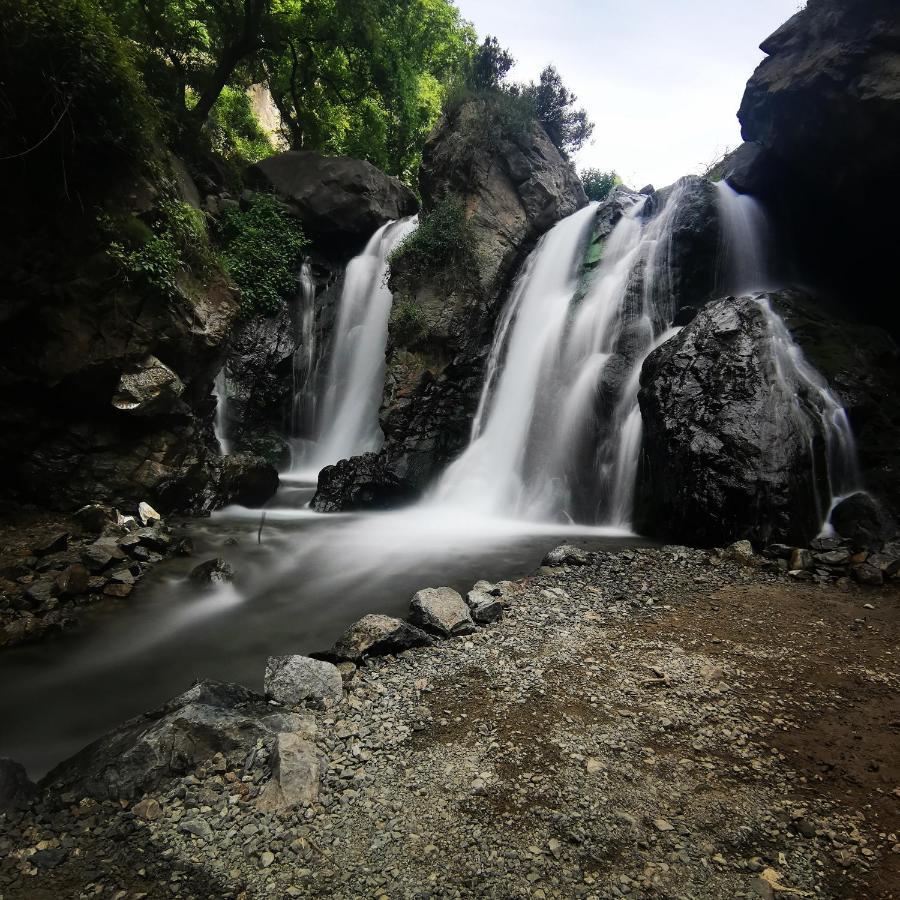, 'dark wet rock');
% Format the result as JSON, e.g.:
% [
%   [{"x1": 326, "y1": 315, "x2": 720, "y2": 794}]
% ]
[
  {"x1": 736, "y1": 0, "x2": 900, "y2": 337},
  {"x1": 851, "y1": 562, "x2": 884, "y2": 586},
  {"x1": 208, "y1": 453, "x2": 280, "y2": 509},
  {"x1": 311, "y1": 452, "x2": 419, "y2": 513},
  {"x1": 264, "y1": 655, "x2": 343, "y2": 708},
  {"x1": 24, "y1": 577, "x2": 57, "y2": 608},
  {"x1": 830, "y1": 493, "x2": 897, "y2": 552},
  {"x1": 189, "y1": 558, "x2": 234, "y2": 585},
  {"x1": 111, "y1": 355, "x2": 187, "y2": 417},
  {"x1": 41, "y1": 680, "x2": 307, "y2": 799},
  {"x1": 55, "y1": 563, "x2": 90, "y2": 597},
  {"x1": 867, "y1": 552, "x2": 900, "y2": 577},
  {"x1": 247, "y1": 151, "x2": 418, "y2": 252},
  {"x1": 174, "y1": 537, "x2": 194, "y2": 556},
  {"x1": 636, "y1": 294, "x2": 835, "y2": 546},
  {"x1": 34, "y1": 533, "x2": 69, "y2": 556},
  {"x1": 0, "y1": 758, "x2": 36, "y2": 811},
  {"x1": 764, "y1": 544, "x2": 794, "y2": 560},
  {"x1": 814, "y1": 549, "x2": 851, "y2": 568},
  {"x1": 329, "y1": 614, "x2": 434, "y2": 663},
  {"x1": 103, "y1": 583, "x2": 133, "y2": 598},
  {"x1": 409, "y1": 587, "x2": 476, "y2": 637},
  {"x1": 133, "y1": 527, "x2": 173, "y2": 553},
  {"x1": 73, "y1": 503, "x2": 117, "y2": 533}
]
